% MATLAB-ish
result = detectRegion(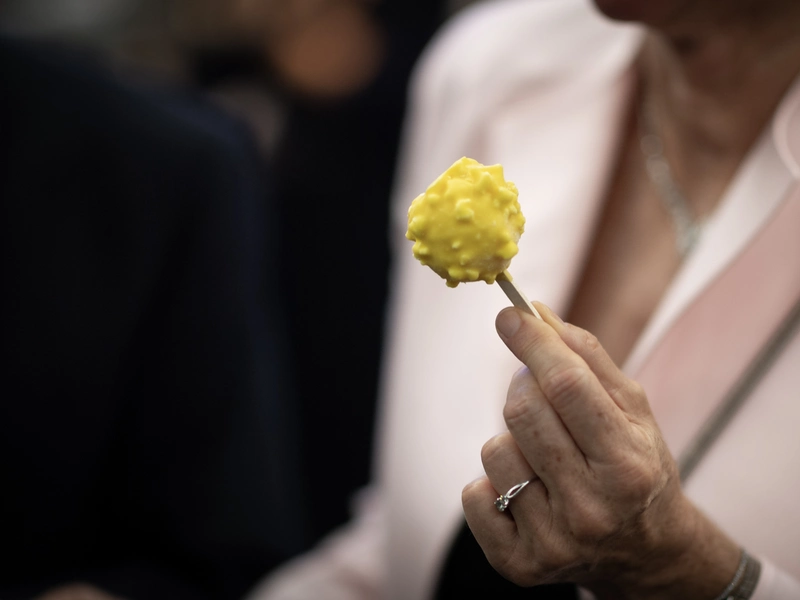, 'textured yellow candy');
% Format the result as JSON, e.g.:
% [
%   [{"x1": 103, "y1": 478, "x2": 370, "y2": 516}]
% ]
[{"x1": 406, "y1": 157, "x2": 525, "y2": 287}]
